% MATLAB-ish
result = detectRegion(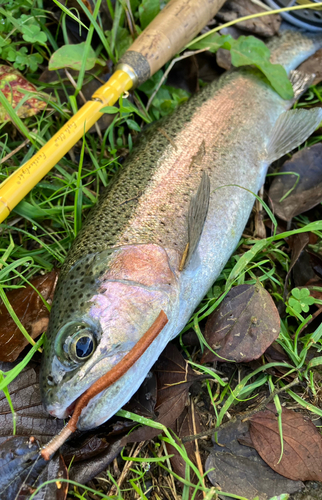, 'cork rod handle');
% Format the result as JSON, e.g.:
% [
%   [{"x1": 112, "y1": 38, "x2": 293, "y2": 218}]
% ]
[{"x1": 116, "y1": 0, "x2": 226, "y2": 86}]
